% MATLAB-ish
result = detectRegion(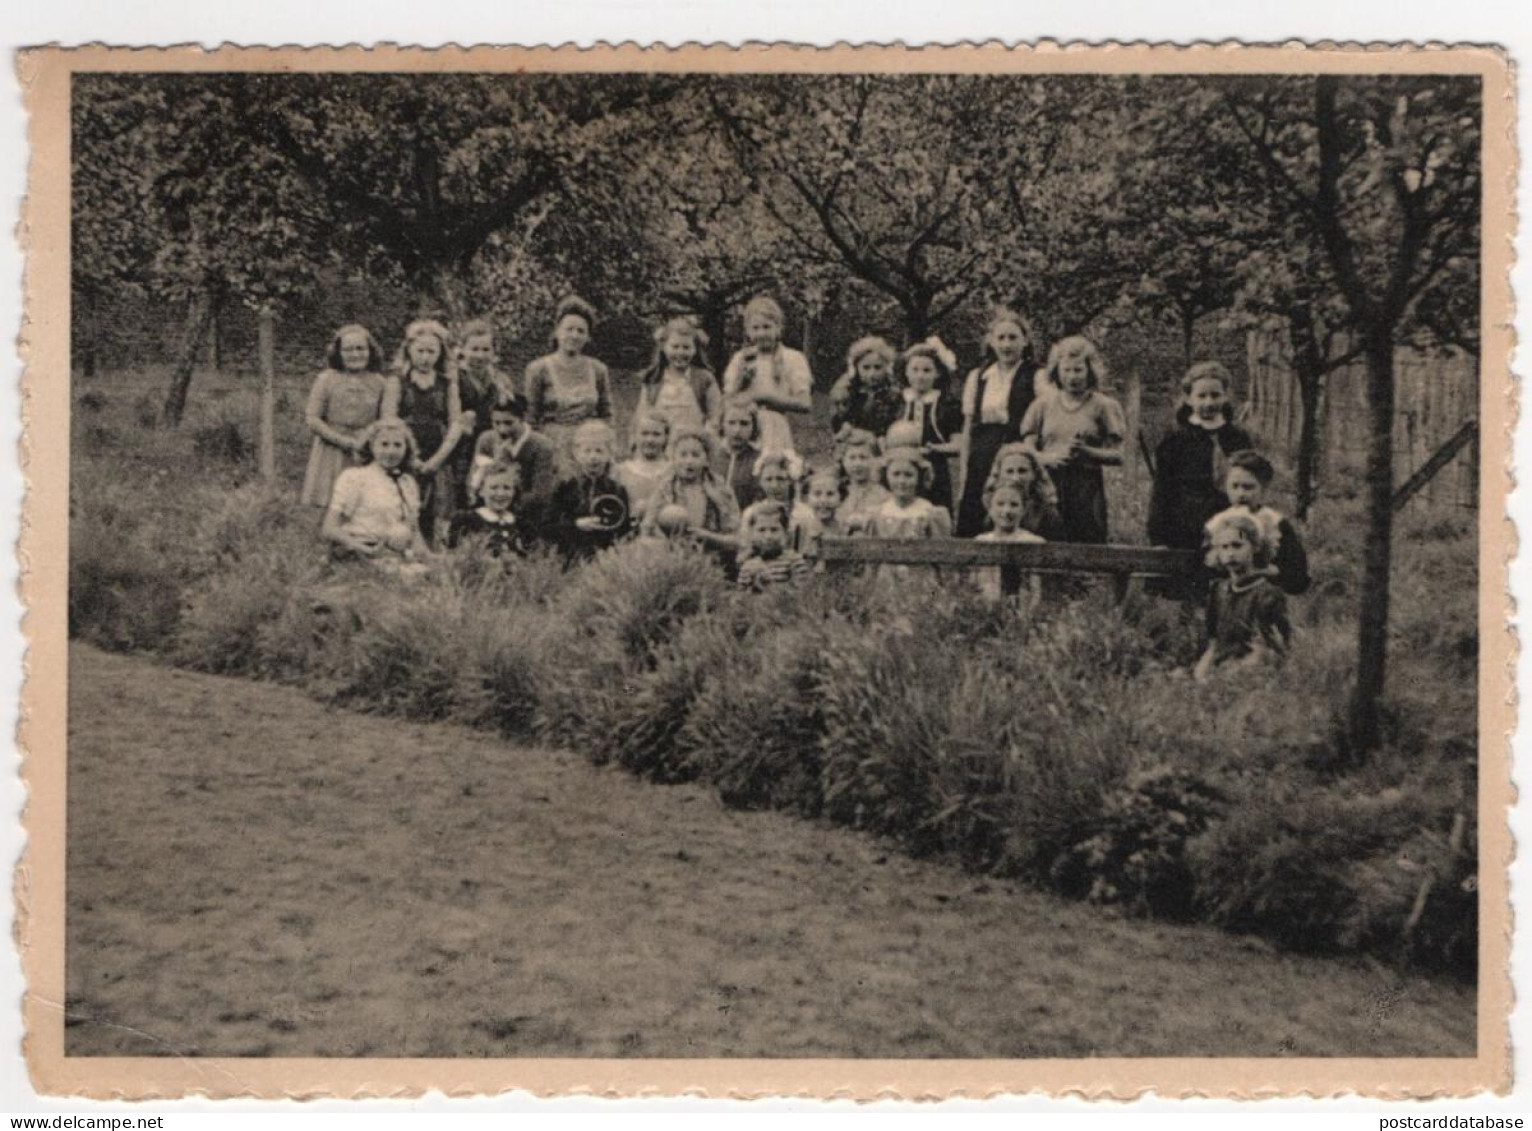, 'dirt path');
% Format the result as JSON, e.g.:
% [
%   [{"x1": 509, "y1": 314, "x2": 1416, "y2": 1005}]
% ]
[{"x1": 64, "y1": 645, "x2": 1475, "y2": 1059}]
